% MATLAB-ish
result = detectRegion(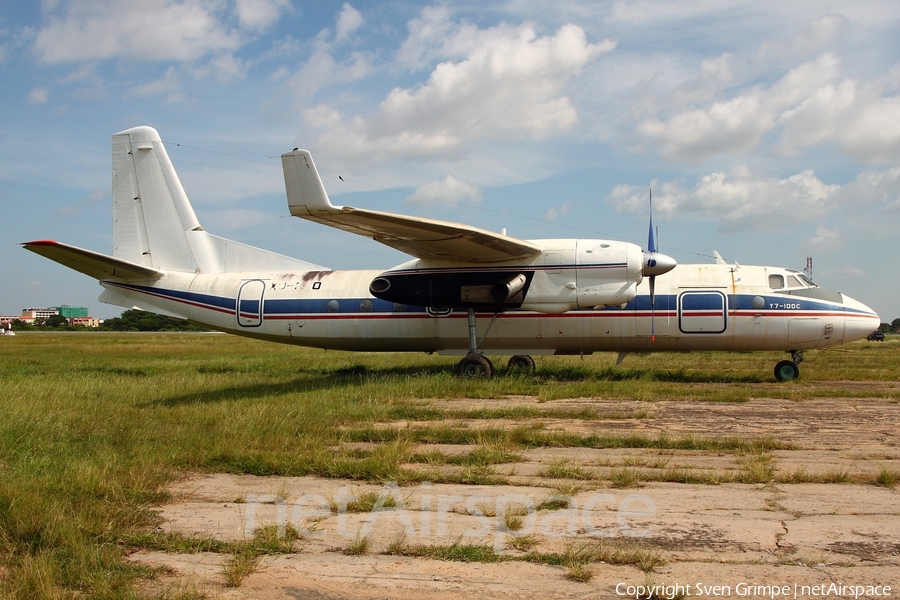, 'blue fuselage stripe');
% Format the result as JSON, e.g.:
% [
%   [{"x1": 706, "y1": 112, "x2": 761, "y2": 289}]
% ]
[{"x1": 106, "y1": 282, "x2": 877, "y2": 320}]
